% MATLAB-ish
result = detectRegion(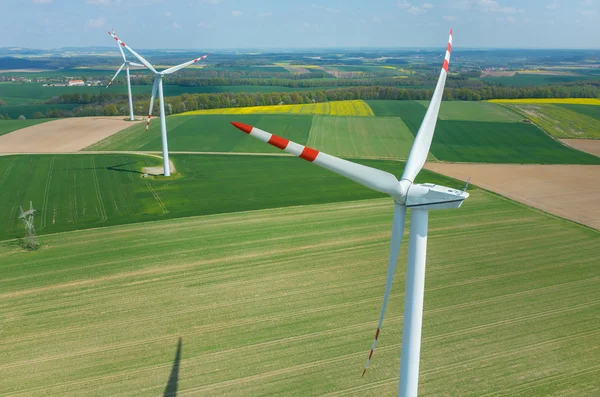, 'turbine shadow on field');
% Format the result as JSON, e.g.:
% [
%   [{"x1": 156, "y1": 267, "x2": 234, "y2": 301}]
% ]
[
  {"x1": 163, "y1": 338, "x2": 182, "y2": 397},
  {"x1": 57, "y1": 161, "x2": 145, "y2": 175}
]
